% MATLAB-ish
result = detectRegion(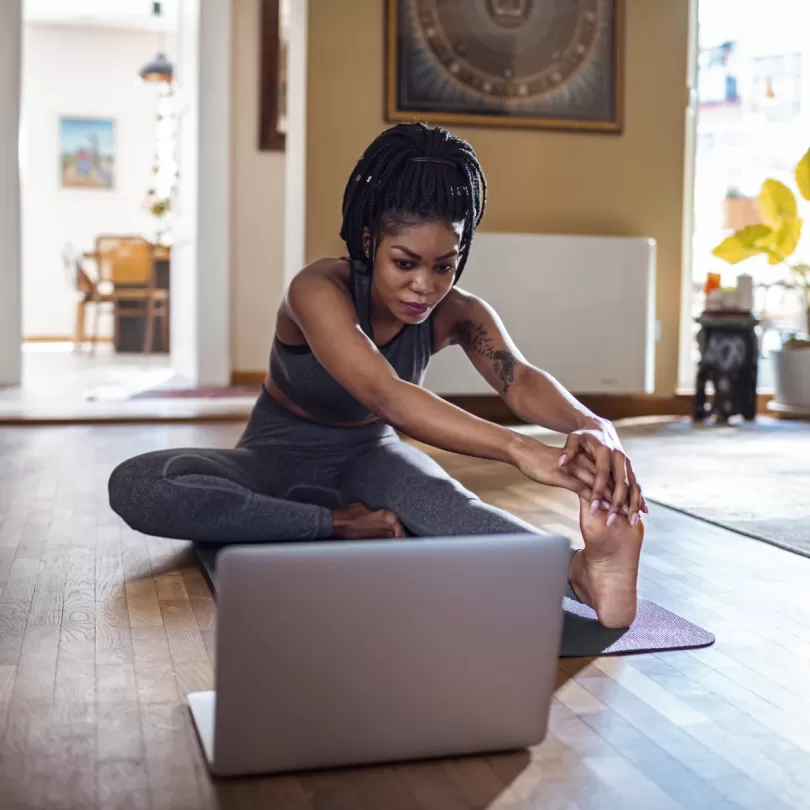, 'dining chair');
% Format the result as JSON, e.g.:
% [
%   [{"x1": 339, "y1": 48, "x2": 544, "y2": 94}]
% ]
[{"x1": 92, "y1": 235, "x2": 170, "y2": 354}]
